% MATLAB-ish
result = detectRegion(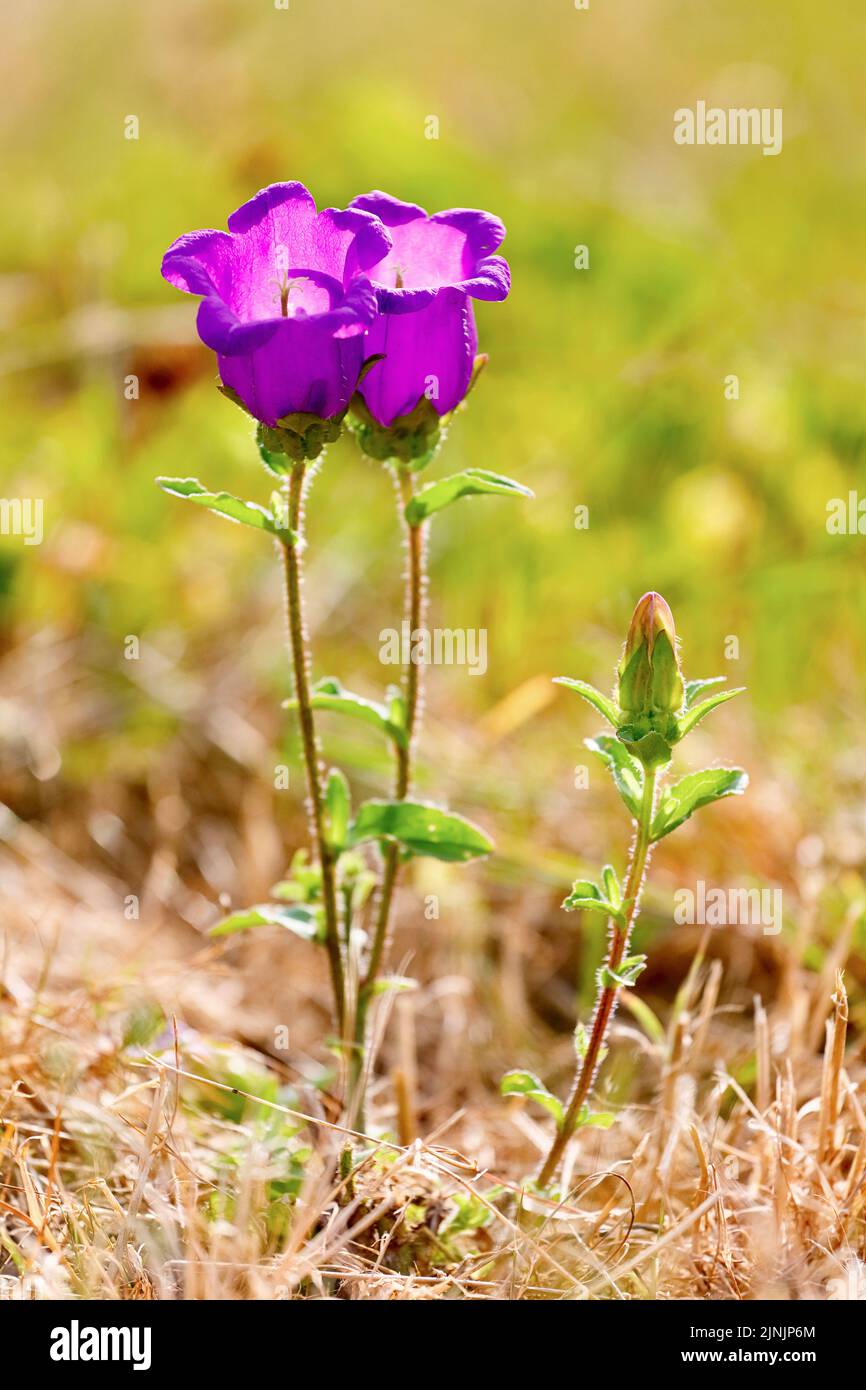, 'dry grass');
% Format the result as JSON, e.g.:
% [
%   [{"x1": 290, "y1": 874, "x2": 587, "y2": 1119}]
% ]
[
  {"x1": 2, "y1": 886, "x2": 865, "y2": 1301},
  {"x1": 2, "y1": 634, "x2": 864, "y2": 1300}
]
